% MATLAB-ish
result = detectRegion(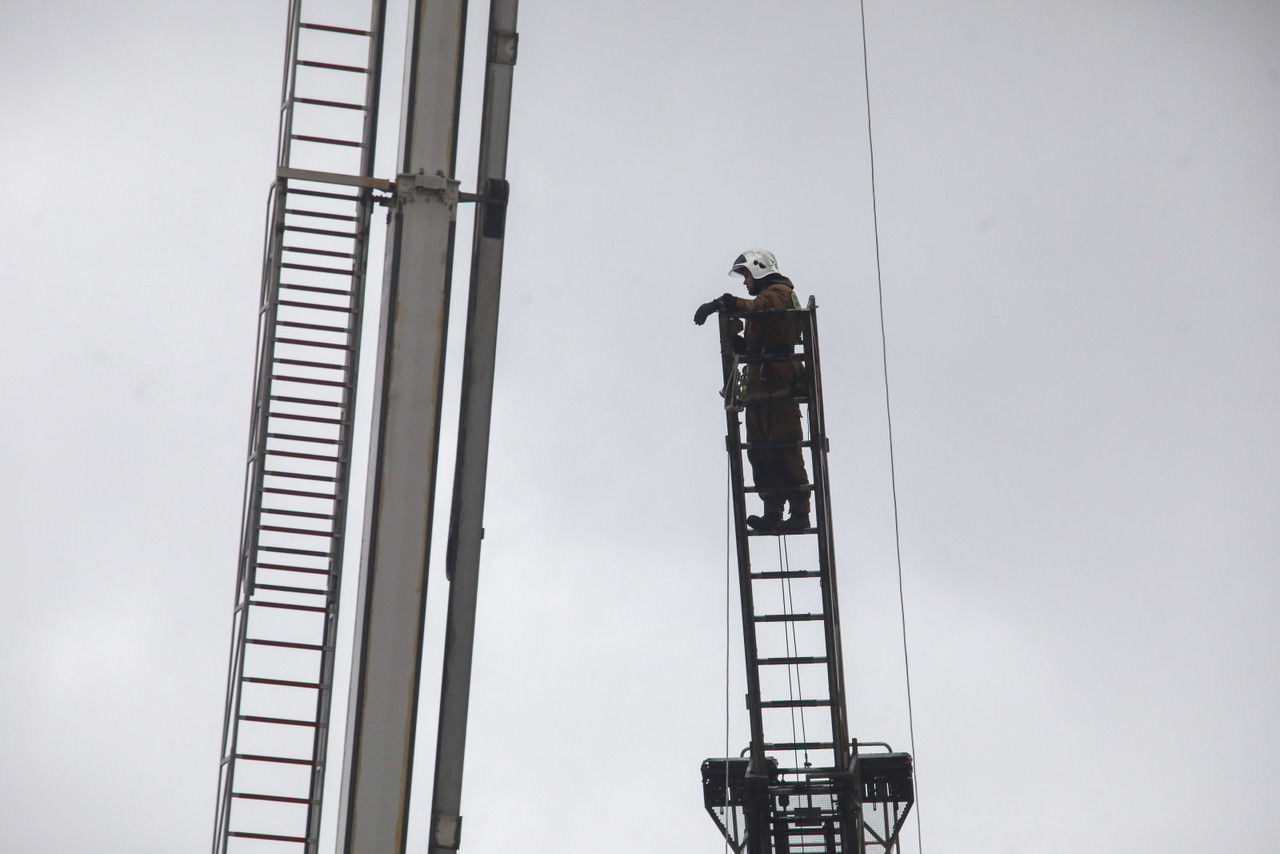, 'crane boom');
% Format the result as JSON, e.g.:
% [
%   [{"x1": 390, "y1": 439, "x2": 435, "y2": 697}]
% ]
[{"x1": 334, "y1": 0, "x2": 468, "y2": 850}]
